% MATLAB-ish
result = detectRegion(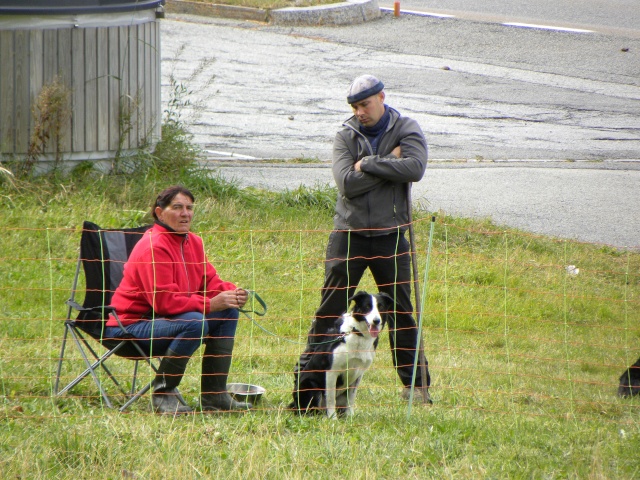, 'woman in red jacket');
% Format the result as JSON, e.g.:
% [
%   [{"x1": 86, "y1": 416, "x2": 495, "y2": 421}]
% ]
[{"x1": 105, "y1": 185, "x2": 250, "y2": 415}]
